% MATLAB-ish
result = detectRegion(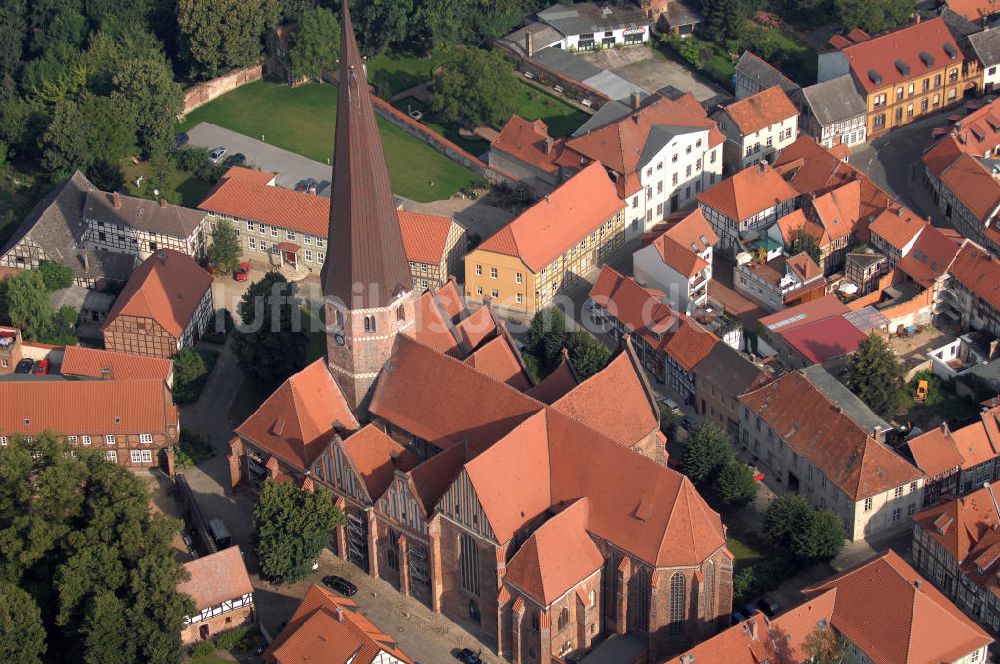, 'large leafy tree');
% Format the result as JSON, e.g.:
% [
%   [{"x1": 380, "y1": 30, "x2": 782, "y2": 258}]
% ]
[
  {"x1": 288, "y1": 7, "x2": 341, "y2": 81},
  {"x1": 37, "y1": 261, "x2": 73, "y2": 292},
  {"x1": 354, "y1": 0, "x2": 413, "y2": 56},
  {"x1": 431, "y1": 46, "x2": 518, "y2": 129},
  {"x1": 41, "y1": 92, "x2": 132, "y2": 185},
  {"x1": 0, "y1": 435, "x2": 193, "y2": 663},
  {"x1": 111, "y1": 52, "x2": 183, "y2": 157},
  {"x1": 565, "y1": 329, "x2": 611, "y2": 381},
  {"x1": 792, "y1": 509, "x2": 845, "y2": 562},
  {"x1": 177, "y1": 0, "x2": 266, "y2": 79},
  {"x1": 0, "y1": 581, "x2": 46, "y2": 664},
  {"x1": 208, "y1": 220, "x2": 243, "y2": 274},
  {"x1": 683, "y1": 421, "x2": 734, "y2": 485},
  {"x1": 844, "y1": 333, "x2": 903, "y2": 419},
  {"x1": 0, "y1": 0, "x2": 27, "y2": 96},
  {"x1": 714, "y1": 460, "x2": 758, "y2": 507},
  {"x1": 527, "y1": 307, "x2": 568, "y2": 372},
  {"x1": 762, "y1": 494, "x2": 812, "y2": 548},
  {"x1": 231, "y1": 272, "x2": 309, "y2": 391},
  {"x1": 833, "y1": 0, "x2": 914, "y2": 34},
  {"x1": 3, "y1": 270, "x2": 54, "y2": 340},
  {"x1": 787, "y1": 228, "x2": 821, "y2": 264},
  {"x1": 254, "y1": 479, "x2": 345, "y2": 583},
  {"x1": 804, "y1": 624, "x2": 850, "y2": 664}
]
